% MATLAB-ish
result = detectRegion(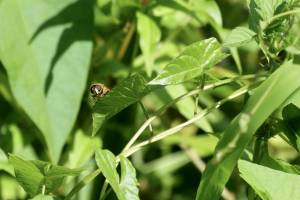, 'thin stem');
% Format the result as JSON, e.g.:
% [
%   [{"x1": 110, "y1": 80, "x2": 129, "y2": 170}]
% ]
[
  {"x1": 138, "y1": 101, "x2": 153, "y2": 134},
  {"x1": 269, "y1": 9, "x2": 300, "y2": 24},
  {"x1": 122, "y1": 85, "x2": 251, "y2": 158},
  {"x1": 121, "y1": 74, "x2": 266, "y2": 153},
  {"x1": 117, "y1": 22, "x2": 136, "y2": 61},
  {"x1": 99, "y1": 181, "x2": 109, "y2": 200},
  {"x1": 65, "y1": 169, "x2": 102, "y2": 200},
  {"x1": 194, "y1": 74, "x2": 206, "y2": 115},
  {"x1": 66, "y1": 79, "x2": 260, "y2": 200}
]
